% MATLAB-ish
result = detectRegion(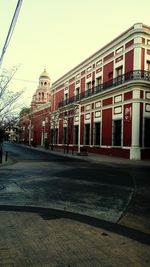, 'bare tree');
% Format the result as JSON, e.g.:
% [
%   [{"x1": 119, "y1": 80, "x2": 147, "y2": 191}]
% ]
[{"x1": 0, "y1": 66, "x2": 23, "y2": 140}]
